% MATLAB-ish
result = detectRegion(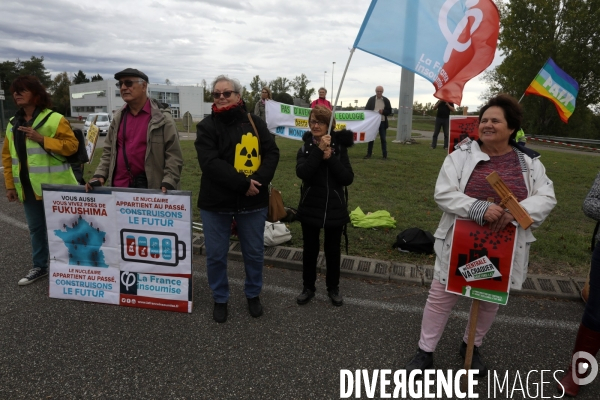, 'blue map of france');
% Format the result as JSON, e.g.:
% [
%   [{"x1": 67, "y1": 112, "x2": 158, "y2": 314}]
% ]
[{"x1": 54, "y1": 215, "x2": 108, "y2": 268}]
